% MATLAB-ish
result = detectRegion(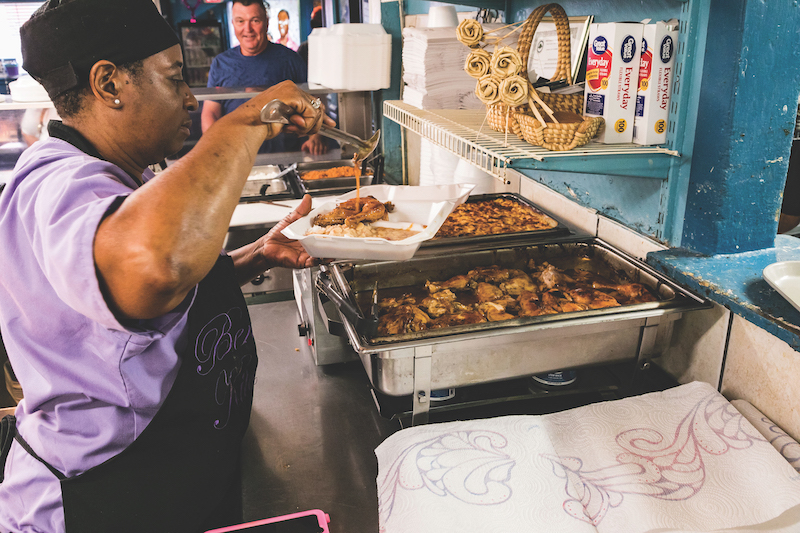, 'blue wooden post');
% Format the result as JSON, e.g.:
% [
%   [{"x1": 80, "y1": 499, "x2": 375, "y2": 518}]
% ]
[{"x1": 680, "y1": 0, "x2": 800, "y2": 255}]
